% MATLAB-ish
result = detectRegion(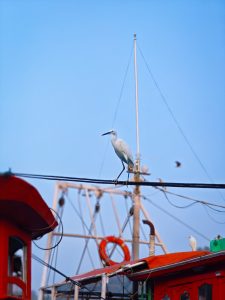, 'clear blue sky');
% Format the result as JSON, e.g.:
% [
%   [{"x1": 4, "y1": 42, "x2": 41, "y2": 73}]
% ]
[{"x1": 1, "y1": 0, "x2": 225, "y2": 293}]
